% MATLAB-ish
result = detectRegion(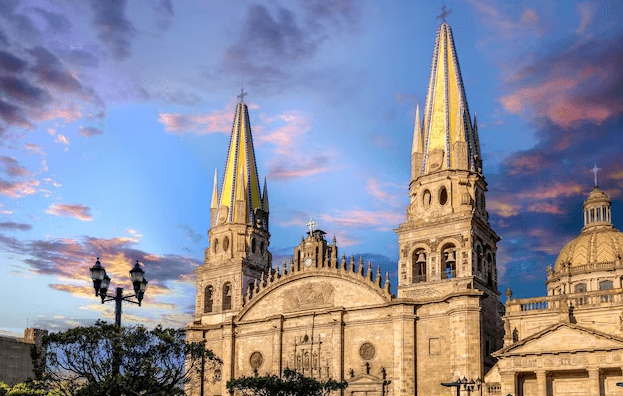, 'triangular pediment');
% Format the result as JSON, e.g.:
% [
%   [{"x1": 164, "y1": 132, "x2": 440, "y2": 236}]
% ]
[
  {"x1": 349, "y1": 374, "x2": 383, "y2": 385},
  {"x1": 495, "y1": 322, "x2": 623, "y2": 357}
]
